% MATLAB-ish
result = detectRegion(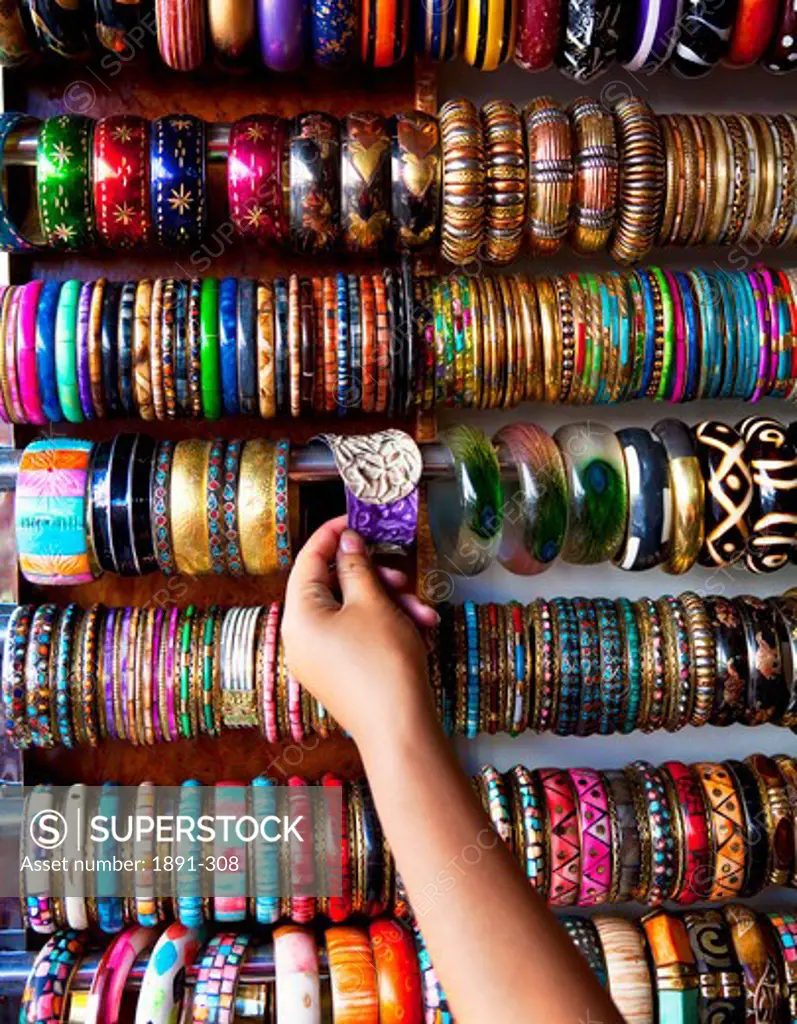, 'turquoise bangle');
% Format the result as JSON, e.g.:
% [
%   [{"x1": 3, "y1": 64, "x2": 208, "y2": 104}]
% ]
[
  {"x1": 464, "y1": 600, "x2": 479, "y2": 739},
  {"x1": 200, "y1": 278, "x2": 222, "y2": 420},
  {"x1": 251, "y1": 776, "x2": 280, "y2": 925},
  {"x1": 731, "y1": 271, "x2": 754, "y2": 399},
  {"x1": 617, "y1": 597, "x2": 642, "y2": 734},
  {"x1": 690, "y1": 270, "x2": 717, "y2": 400},
  {"x1": 716, "y1": 271, "x2": 737, "y2": 398},
  {"x1": 176, "y1": 779, "x2": 204, "y2": 926},
  {"x1": 54, "y1": 279, "x2": 83, "y2": 423}
]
